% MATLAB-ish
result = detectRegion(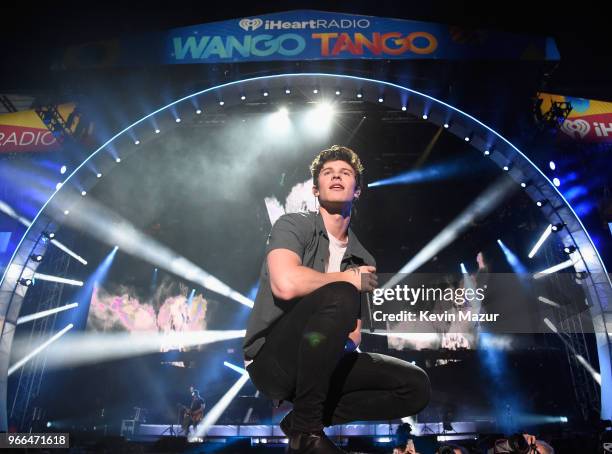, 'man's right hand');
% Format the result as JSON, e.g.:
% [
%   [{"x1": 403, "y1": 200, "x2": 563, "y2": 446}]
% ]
[{"x1": 344, "y1": 266, "x2": 377, "y2": 292}]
